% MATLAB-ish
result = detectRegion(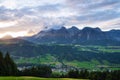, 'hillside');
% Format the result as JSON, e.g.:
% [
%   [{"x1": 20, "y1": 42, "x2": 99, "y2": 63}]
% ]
[{"x1": 0, "y1": 39, "x2": 120, "y2": 70}]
